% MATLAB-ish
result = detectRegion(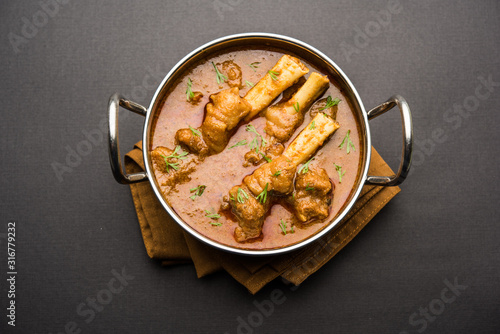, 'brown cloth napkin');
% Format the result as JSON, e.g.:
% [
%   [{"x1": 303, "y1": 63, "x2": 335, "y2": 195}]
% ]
[{"x1": 125, "y1": 142, "x2": 400, "y2": 294}]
